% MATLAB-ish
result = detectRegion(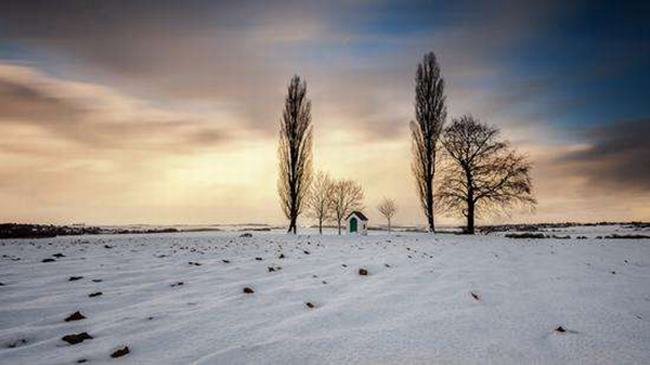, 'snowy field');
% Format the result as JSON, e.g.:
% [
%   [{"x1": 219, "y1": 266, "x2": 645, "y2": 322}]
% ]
[{"x1": 1, "y1": 226, "x2": 649, "y2": 364}]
